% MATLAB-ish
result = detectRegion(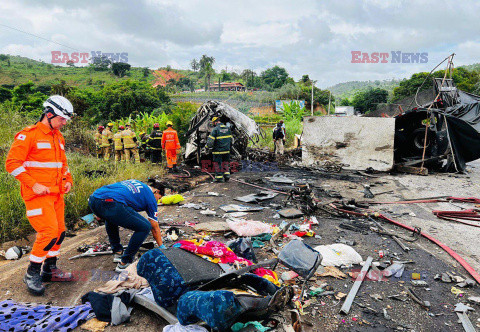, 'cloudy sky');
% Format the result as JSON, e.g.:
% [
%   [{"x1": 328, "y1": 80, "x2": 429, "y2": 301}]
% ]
[{"x1": 0, "y1": 0, "x2": 478, "y2": 88}]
